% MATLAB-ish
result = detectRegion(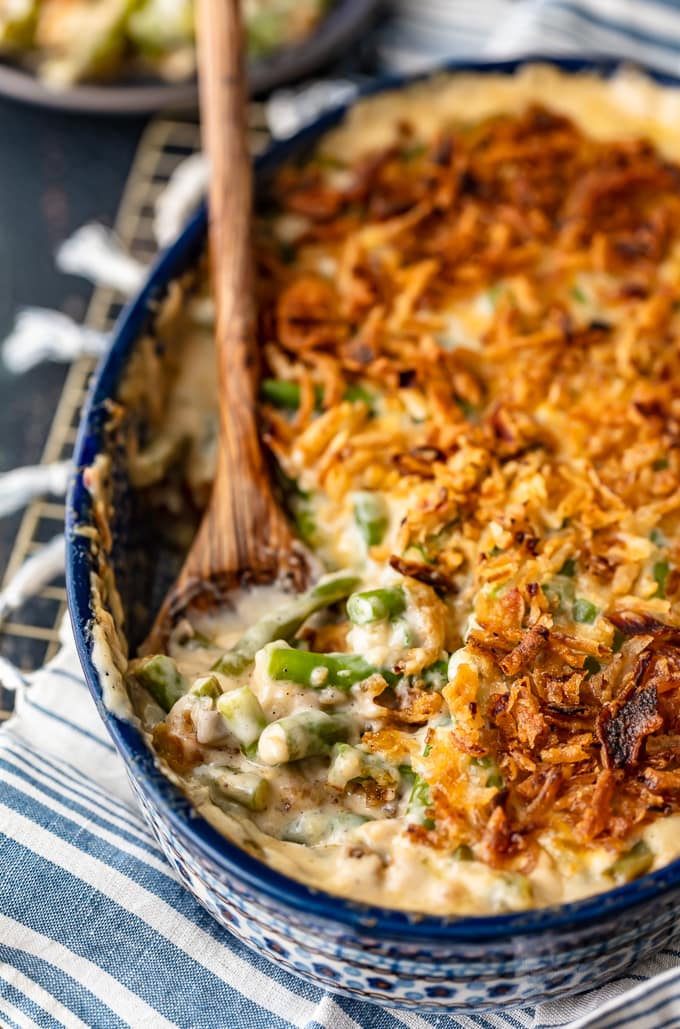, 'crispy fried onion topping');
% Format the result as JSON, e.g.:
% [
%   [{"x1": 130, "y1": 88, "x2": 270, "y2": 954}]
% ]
[{"x1": 255, "y1": 100, "x2": 680, "y2": 868}]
